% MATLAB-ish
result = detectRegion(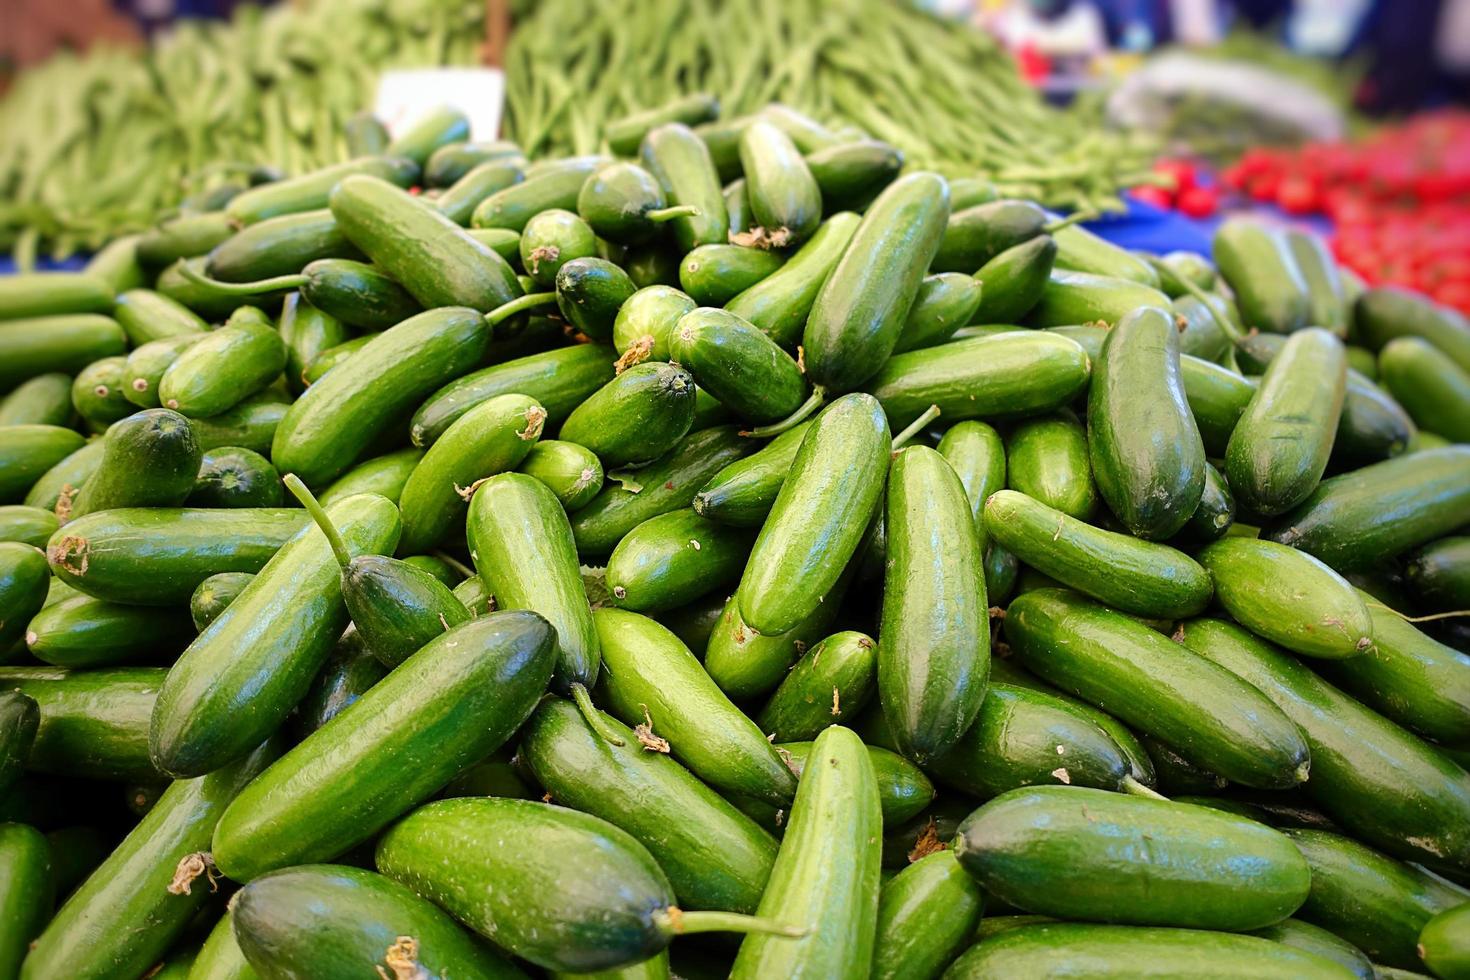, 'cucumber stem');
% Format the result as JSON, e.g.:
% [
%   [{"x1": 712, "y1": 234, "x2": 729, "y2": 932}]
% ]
[
  {"x1": 431, "y1": 550, "x2": 477, "y2": 580},
  {"x1": 1042, "y1": 210, "x2": 1092, "y2": 234},
  {"x1": 1121, "y1": 776, "x2": 1169, "y2": 801},
  {"x1": 741, "y1": 386, "x2": 825, "y2": 438},
  {"x1": 484, "y1": 291, "x2": 557, "y2": 327},
  {"x1": 1143, "y1": 254, "x2": 1246, "y2": 346},
  {"x1": 646, "y1": 204, "x2": 700, "y2": 223},
  {"x1": 283, "y1": 474, "x2": 353, "y2": 570},
  {"x1": 652, "y1": 907, "x2": 806, "y2": 939},
  {"x1": 891, "y1": 404, "x2": 941, "y2": 449},
  {"x1": 570, "y1": 682, "x2": 626, "y2": 747},
  {"x1": 178, "y1": 262, "x2": 306, "y2": 296}
]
